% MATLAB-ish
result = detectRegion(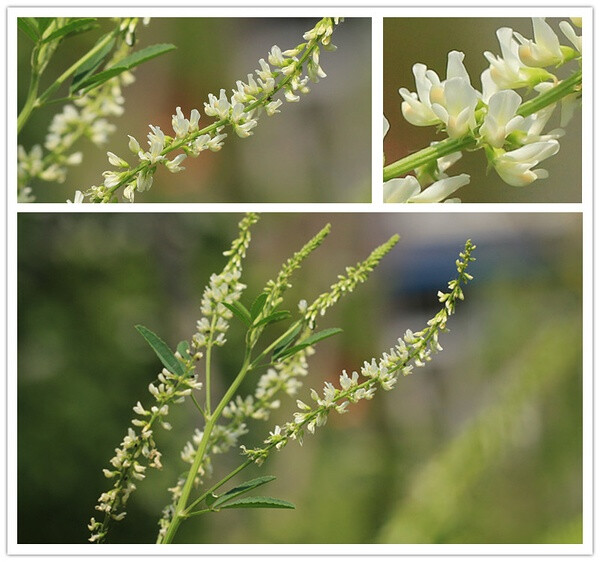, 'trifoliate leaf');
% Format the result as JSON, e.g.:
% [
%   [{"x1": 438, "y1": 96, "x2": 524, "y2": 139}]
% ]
[{"x1": 135, "y1": 324, "x2": 184, "y2": 376}]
